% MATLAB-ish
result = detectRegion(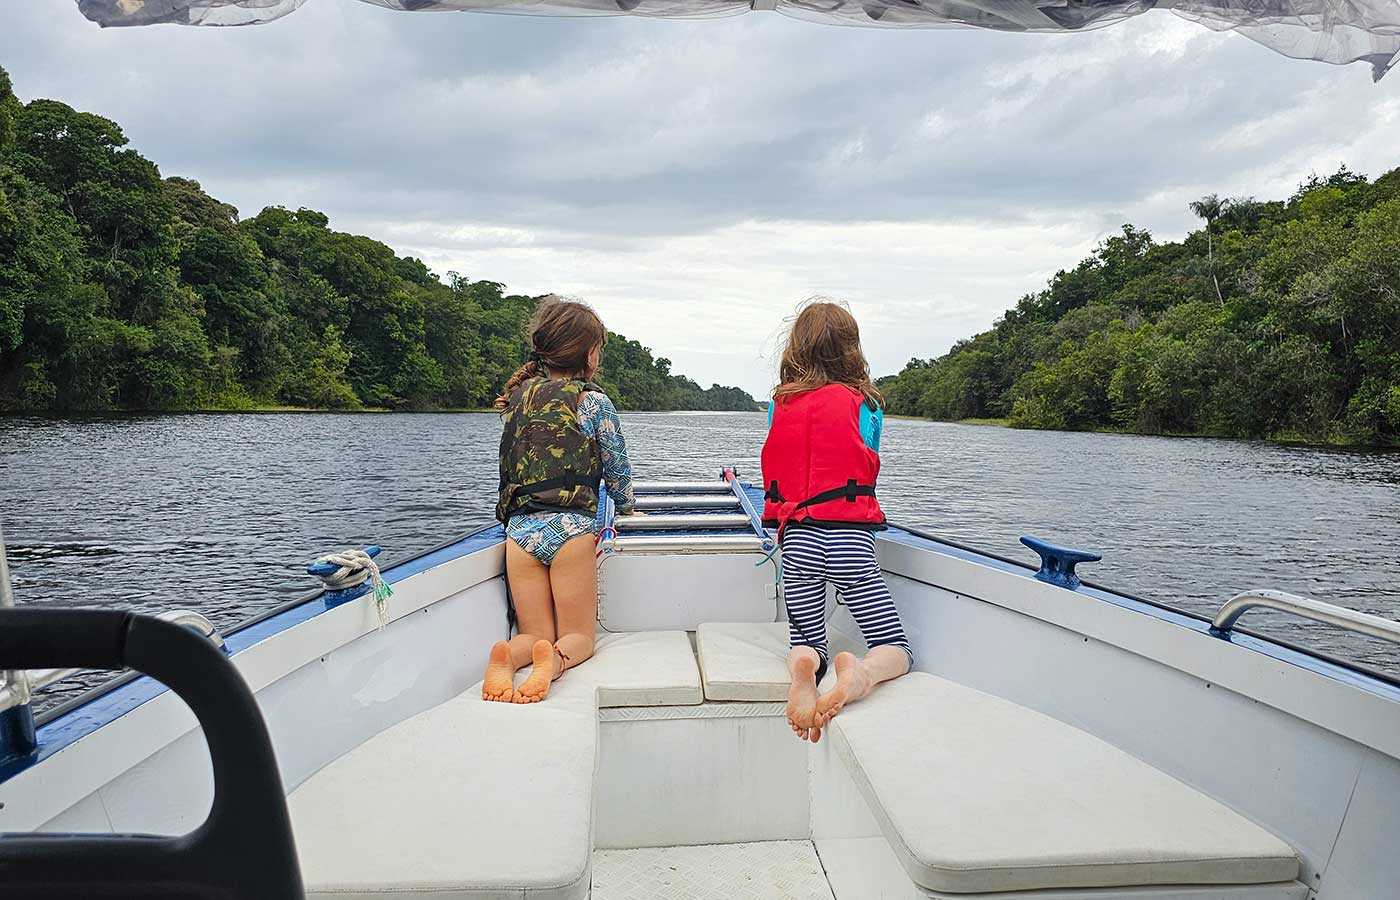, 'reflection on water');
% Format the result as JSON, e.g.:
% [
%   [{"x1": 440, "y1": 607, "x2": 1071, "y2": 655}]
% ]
[{"x1": 3, "y1": 412, "x2": 1398, "y2": 709}]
